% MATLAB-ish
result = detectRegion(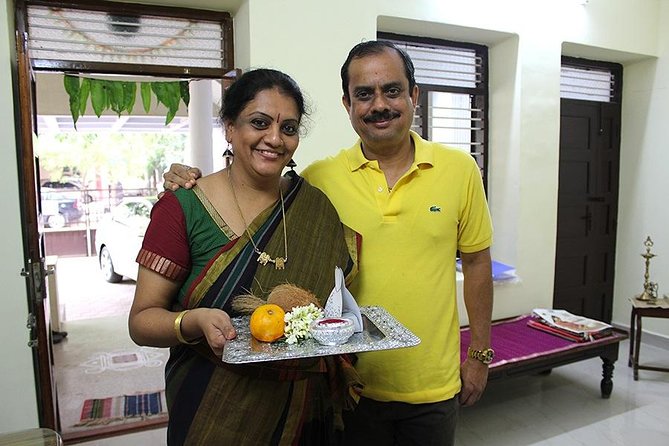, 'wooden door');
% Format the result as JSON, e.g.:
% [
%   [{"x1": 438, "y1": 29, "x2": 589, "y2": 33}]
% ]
[
  {"x1": 15, "y1": 3, "x2": 60, "y2": 430},
  {"x1": 554, "y1": 99, "x2": 621, "y2": 323}
]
